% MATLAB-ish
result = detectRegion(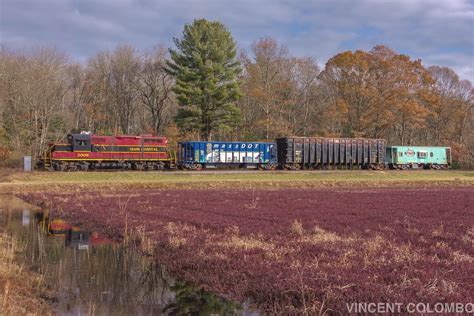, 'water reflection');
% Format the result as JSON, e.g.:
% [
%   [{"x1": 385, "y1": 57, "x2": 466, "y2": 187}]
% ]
[{"x1": 0, "y1": 195, "x2": 247, "y2": 315}]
